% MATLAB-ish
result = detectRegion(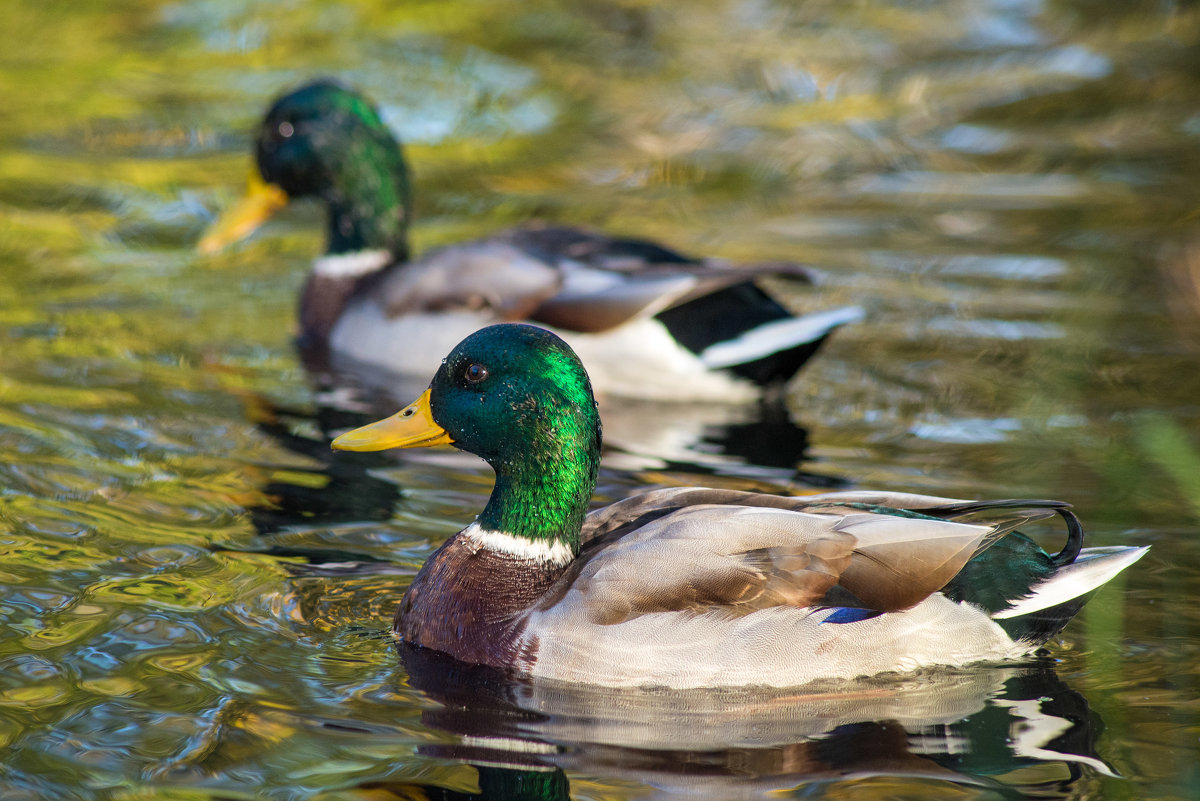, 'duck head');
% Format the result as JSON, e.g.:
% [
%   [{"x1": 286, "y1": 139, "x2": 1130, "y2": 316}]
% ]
[
  {"x1": 333, "y1": 324, "x2": 602, "y2": 552},
  {"x1": 200, "y1": 80, "x2": 412, "y2": 258}
]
